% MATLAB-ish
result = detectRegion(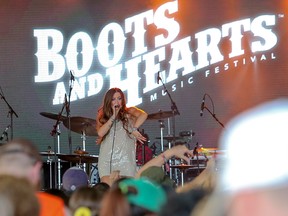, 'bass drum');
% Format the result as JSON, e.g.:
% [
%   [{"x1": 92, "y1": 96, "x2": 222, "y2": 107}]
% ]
[{"x1": 136, "y1": 143, "x2": 153, "y2": 166}]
